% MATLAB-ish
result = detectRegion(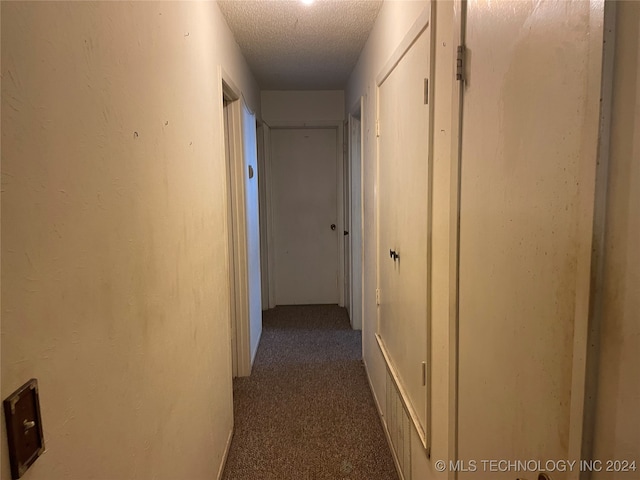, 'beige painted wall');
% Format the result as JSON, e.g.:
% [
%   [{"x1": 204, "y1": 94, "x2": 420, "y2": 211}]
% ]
[
  {"x1": 261, "y1": 90, "x2": 344, "y2": 124},
  {"x1": 346, "y1": 1, "x2": 430, "y2": 433},
  {"x1": 457, "y1": 1, "x2": 604, "y2": 476},
  {"x1": 1, "y1": 2, "x2": 258, "y2": 479},
  {"x1": 347, "y1": 1, "x2": 638, "y2": 478},
  {"x1": 346, "y1": 2, "x2": 455, "y2": 478},
  {"x1": 592, "y1": 2, "x2": 640, "y2": 476}
]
